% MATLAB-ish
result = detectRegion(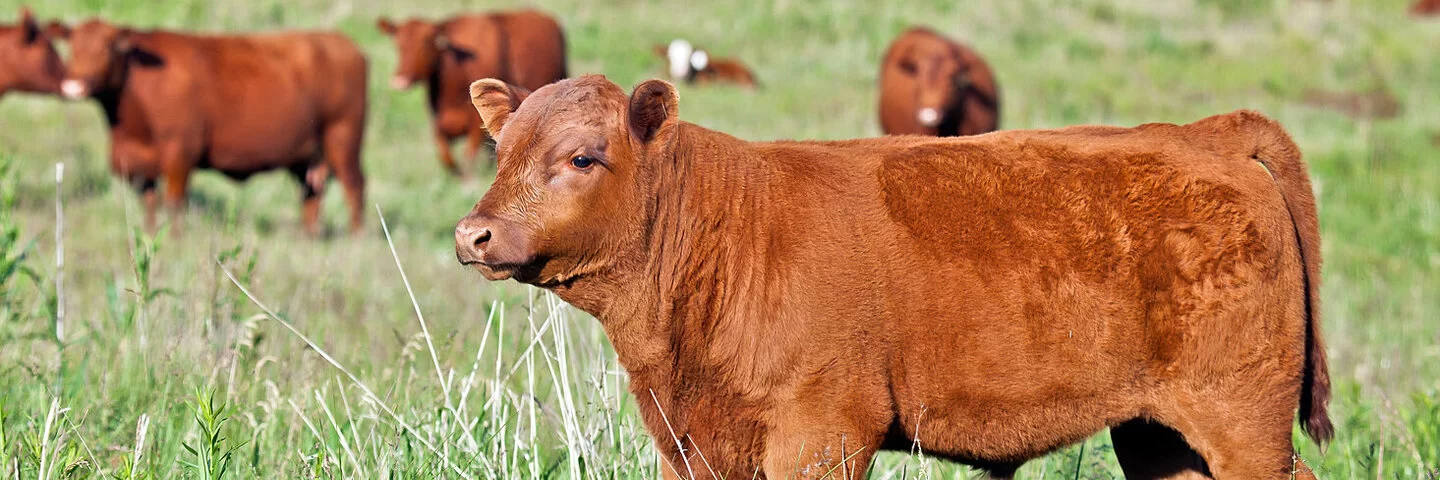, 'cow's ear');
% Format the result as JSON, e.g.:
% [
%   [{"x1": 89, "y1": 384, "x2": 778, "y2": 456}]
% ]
[
  {"x1": 19, "y1": 7, "x2": 39, "y2": 44},
  {"x1": 437, "y1": 35, "x2": 475, "y2": 62},
  {"x1": 377, "y1": 18, "x2": 396, "y2": 35},
  {"x1": 44, "y1": 21, "x2": 69, "y2": 40},
  {"x1": 114, "y1": 31, "x2": 162, "y2": 67},
  {"x1": 470, "y1": 79, "x2": 530, "y2": 135},
  {"x1": 128, "y1": 47, "x2": 164, "y2": 67},
  {"x1": 628, "y1": 79, "x2": 679, "y2": 144}
]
